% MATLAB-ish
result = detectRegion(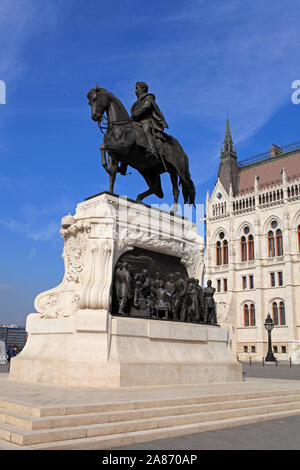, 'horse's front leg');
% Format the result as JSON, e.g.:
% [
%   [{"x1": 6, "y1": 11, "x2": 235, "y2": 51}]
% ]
[
  {"x1": 100, "y1": 144, "x2": 110, "y2": 174},
  {"x1": 136, "y1": 188, "x2": 154, "y2": 202},
  {"x1": 169, "y1": 169, "x2": 180, "y2": 215},
  {"x1": 108, "y1": 155, "x2": 117, "y2": 194}
]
